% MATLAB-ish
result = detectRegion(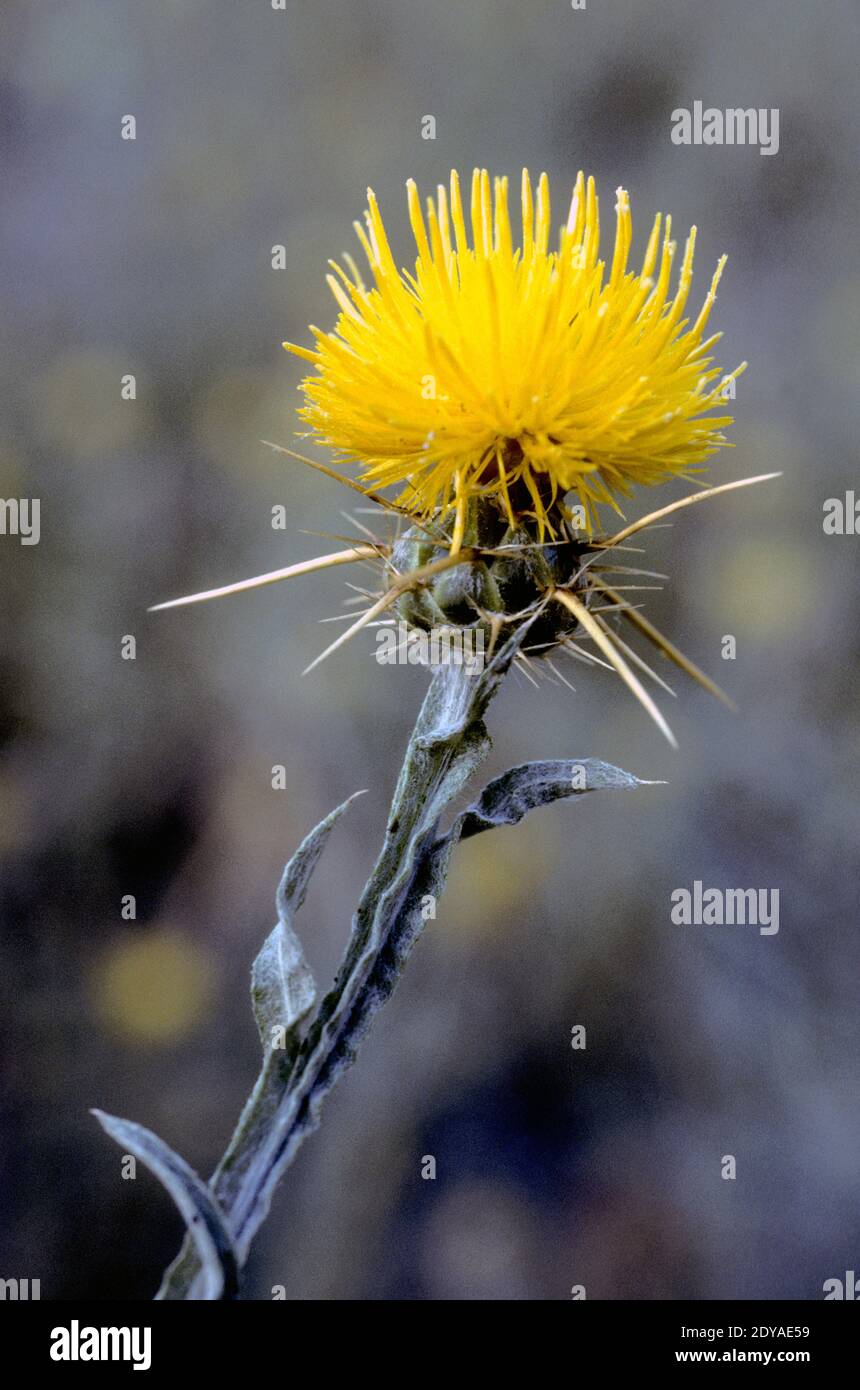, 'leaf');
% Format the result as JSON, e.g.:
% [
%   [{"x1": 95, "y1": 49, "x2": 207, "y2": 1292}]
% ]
[
  {"x1": 457, "y1": 758, "x2": 658, "y2": 839},
  {"x1": 155, "y1": 794, "x2": 362, "y2": 1300},
  {"x1": 251, "y1": 792, "x2": 365, "y2": 1057},
  {"x1": 92, "y1": 1110, "x2": 239, "y2": 1301}
]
